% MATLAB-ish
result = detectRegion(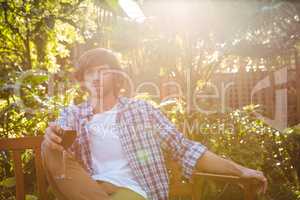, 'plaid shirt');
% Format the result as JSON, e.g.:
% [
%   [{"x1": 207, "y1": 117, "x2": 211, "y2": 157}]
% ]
[{"x1": 56, "y1": 96, "x2": 207, "y2": 200}]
